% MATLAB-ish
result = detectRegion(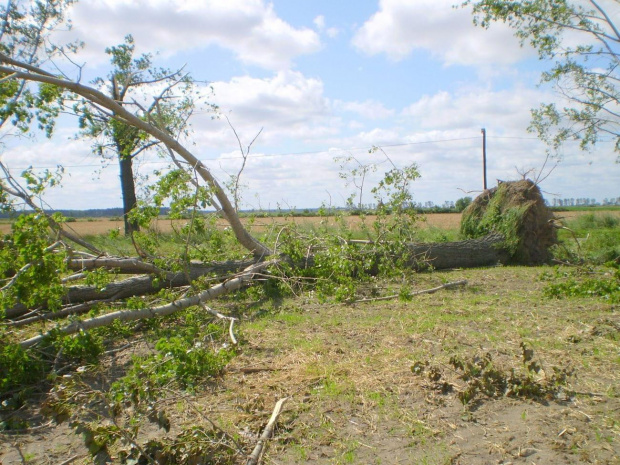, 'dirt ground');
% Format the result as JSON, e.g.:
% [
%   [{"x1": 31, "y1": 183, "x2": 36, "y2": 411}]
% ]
[{"x1": 1, "y1": 266, "x2": 618, "y2": 465}]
